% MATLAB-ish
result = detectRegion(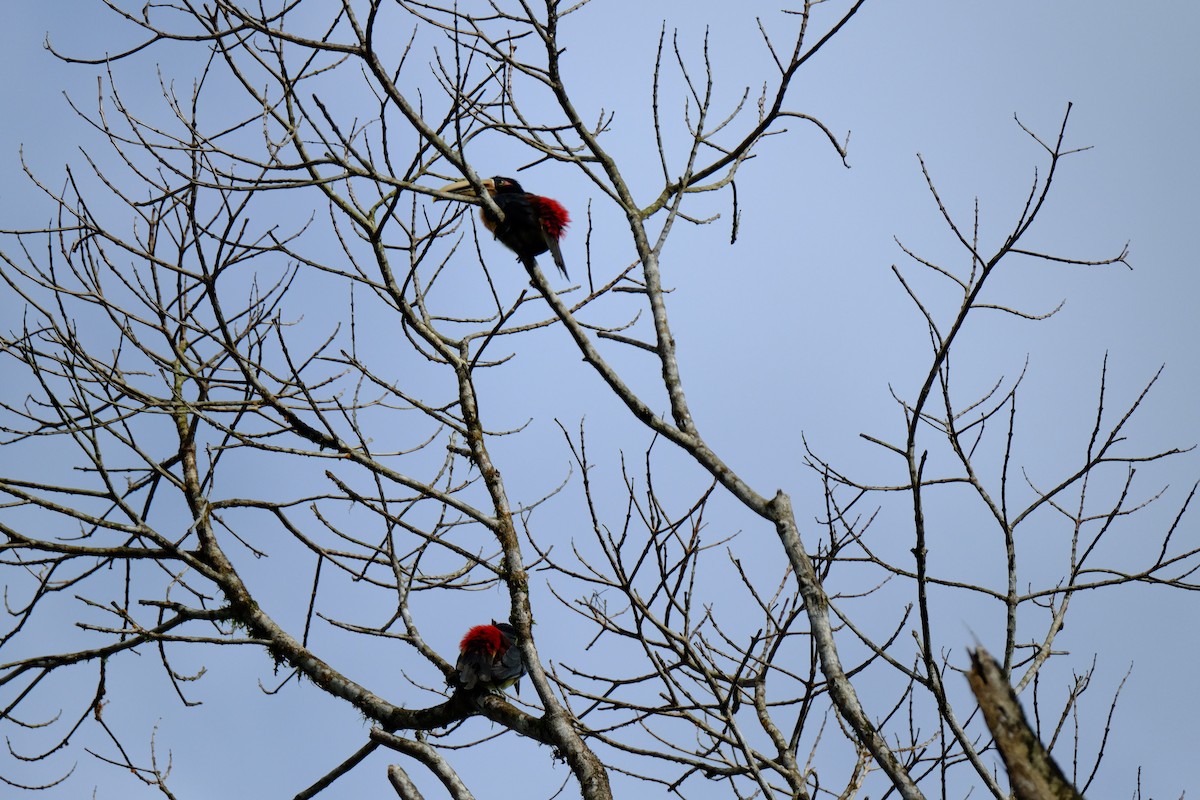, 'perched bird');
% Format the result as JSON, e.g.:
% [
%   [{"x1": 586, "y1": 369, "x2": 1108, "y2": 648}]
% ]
[
  {"x1": 449, "y1": 620, "x2": 526, "y2": 696},
  {"x1": 438, "y1": 176, "x2": 570, "y2": 278}
]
